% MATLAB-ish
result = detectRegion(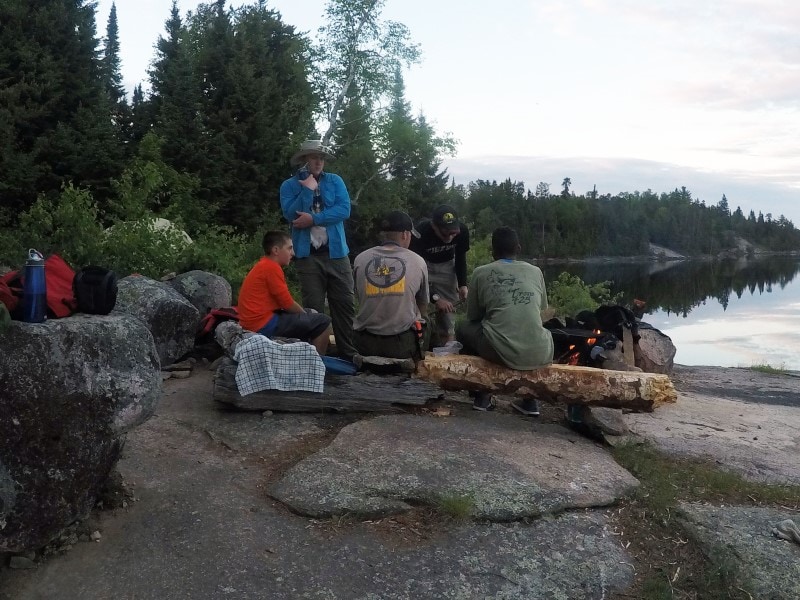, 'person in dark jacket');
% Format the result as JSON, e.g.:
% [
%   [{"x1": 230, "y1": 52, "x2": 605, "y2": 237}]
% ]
[{"x1": 409, "y1": 204, "x2": 470, "y2": 344}]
